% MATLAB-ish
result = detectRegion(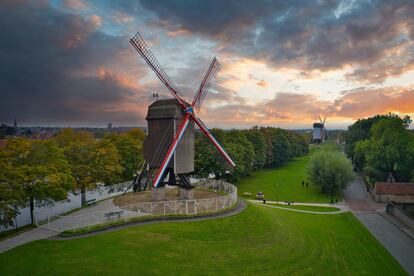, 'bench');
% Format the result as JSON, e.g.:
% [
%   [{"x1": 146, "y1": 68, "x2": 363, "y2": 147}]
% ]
[
  {"x1": 243, "y1": 192, "x2": 252, "y2": 196},
  {"x1": 86, "y1": 199, "x2": 96, "y2": 206},
  {"x1": 285, "y1": 201, "x2": 295, "y2": 205},
  {"x1": 104, "y1": 211, "x2": 123, "y2": 220}
]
